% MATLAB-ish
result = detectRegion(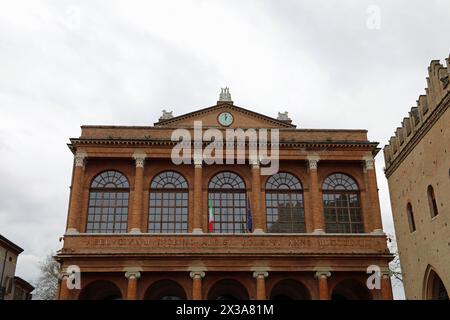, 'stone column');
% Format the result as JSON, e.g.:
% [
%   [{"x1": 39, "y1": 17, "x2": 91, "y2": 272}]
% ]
[
  {"x1": 307, "y1": 155, "x2": 325, "y2": 233},
  {"x1": 125, "y1": 271, "x2": 141, "y2": 300},
  {"x1": 314, "y1": 270, "x2": 331, "y2": 300},
  {"x1": 58, "y1": 273, "x2": 71, "y2": 300},
  {"x1": 250, "y1": 159, "x2": 264, "y2": 233},
  {"x1": 130, "y1": 151, "x2": 146, "y2": 233},
  {"x1": 190, "y1": 271, "x2": 205, "y2": 300},
  {"x1": 380, "y1": 270, "x2": 393, "y2": 300},
  {"x1": 363, "y1": 155, "x2": 384, "y2": 234},
  {"x1": 253, "y1": 271, "x2": 268, "y2": 300},
  {"x1": 193, "y1": 157, "x2": 203, "y2": 233},
  {"x1": 67, "y1": 151, "x2": 87, "y2": 234}
]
